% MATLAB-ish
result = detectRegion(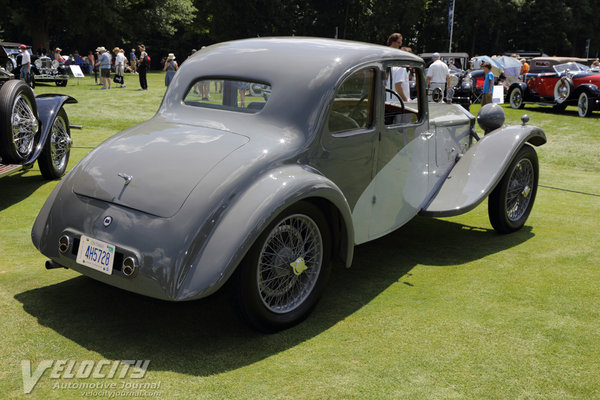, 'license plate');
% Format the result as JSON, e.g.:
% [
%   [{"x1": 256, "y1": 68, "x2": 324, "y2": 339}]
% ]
[{"x1": 76, "y1": 235, "x2": 115, "y2": 275}]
